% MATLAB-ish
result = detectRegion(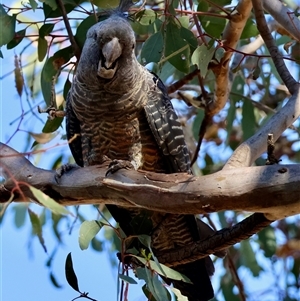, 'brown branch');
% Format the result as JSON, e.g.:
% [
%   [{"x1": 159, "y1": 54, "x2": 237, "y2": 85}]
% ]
[
  {"x1": 1, "y1": 143, "x2": 300, "y2": 221},
  {"x1": 156, "y1": 213, "x2": 272, "y2": 266},
  {"x1": 252, "y1": 0, "x2": 298, "y2": 94},
  {"x1": 55, "y1": 0, "x2": 81, "y2": 60}
]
